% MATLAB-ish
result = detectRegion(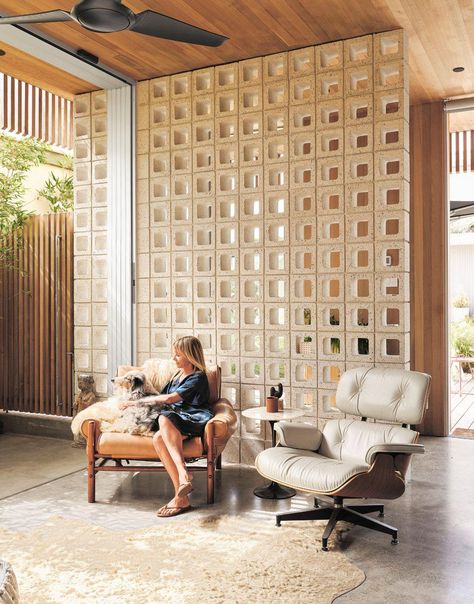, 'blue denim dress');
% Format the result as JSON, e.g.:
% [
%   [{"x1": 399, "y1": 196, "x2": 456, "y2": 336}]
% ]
[{"x1": 157, "y1": 371, "x2": 213, "y2": 437}]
